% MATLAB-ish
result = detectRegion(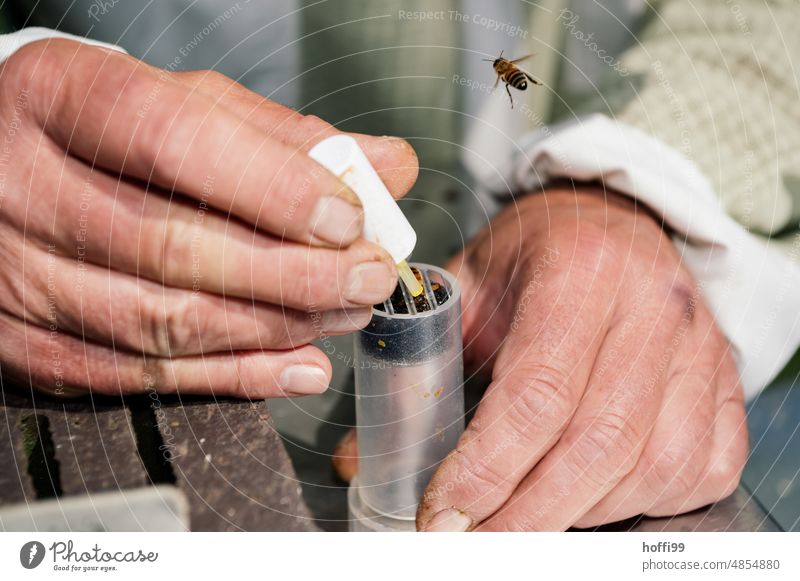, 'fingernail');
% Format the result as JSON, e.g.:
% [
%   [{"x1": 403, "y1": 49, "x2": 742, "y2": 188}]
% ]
[
  {"x1": 321, "y1": 309, "x2": 373, "y2": 333},
  {"x1": 309, "y1": 195, "x2": 363, "y2": 246},
  {"x1": 424, "y1": 509, "x2": 472, "y2": 532},
  {"x1": 344, "y1": 261, "x2": 396, "y2": 305},
  {"x1": 279, "y1": 365, "x2": 329, "y2": 395}
]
